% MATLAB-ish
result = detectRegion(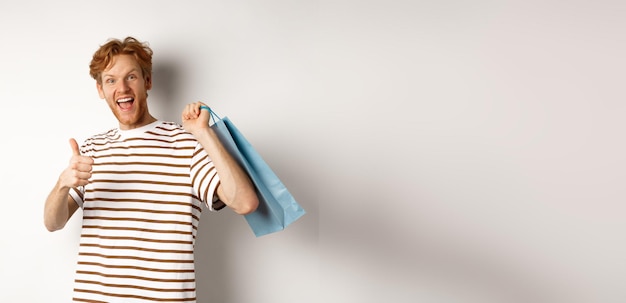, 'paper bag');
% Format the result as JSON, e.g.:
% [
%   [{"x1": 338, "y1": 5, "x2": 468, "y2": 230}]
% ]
[{"x1": 206, "y1": 107, "x2": 306, "y2": 237}]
